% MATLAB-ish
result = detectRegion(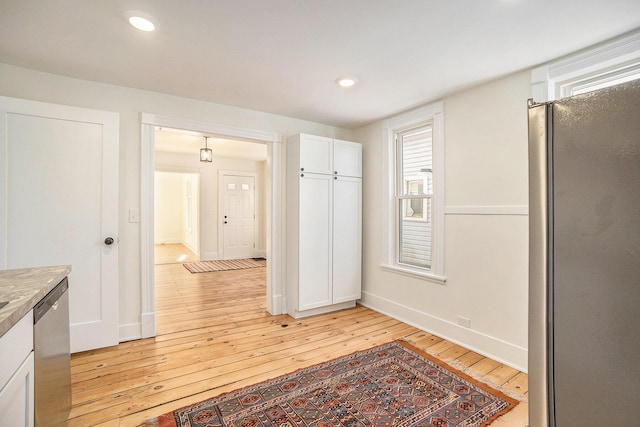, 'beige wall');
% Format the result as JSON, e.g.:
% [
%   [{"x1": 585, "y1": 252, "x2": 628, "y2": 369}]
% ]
[
  {"x1": 154, "y1": 171, "x2": 199, "y2": 253},
  {"x1": 354, "y1": 71, "x2": 530, "y2": 371},
  {"x1": 154, "y1": 171, "x2": 185, "y2": 244}
]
